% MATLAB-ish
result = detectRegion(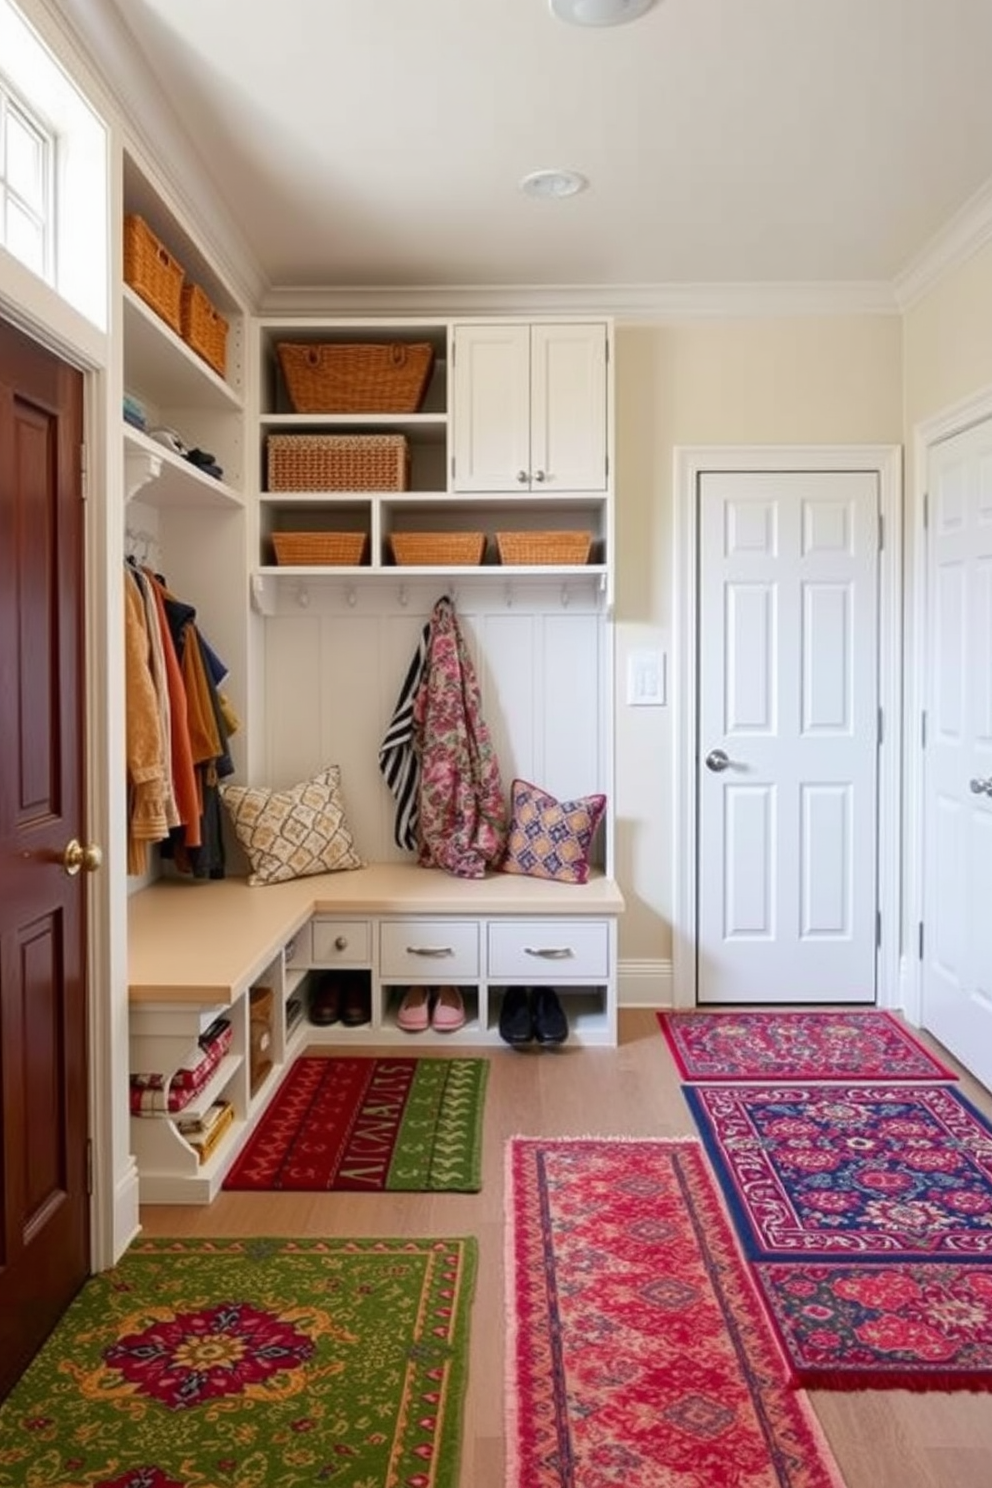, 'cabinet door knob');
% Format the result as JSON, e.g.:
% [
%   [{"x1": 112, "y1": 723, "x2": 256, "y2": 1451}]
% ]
[
  {"x1": 516, "y1": 470, "x2": 529, "y2": 484},
  {"x1": 334, "y1": 935, "x2": 348, "y2": 950},
  {"x1": 534, "y1": 469, "x2": 547, "y2": 483}
]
